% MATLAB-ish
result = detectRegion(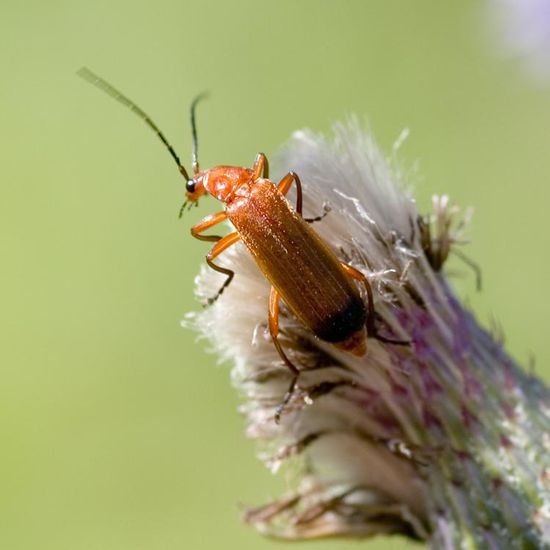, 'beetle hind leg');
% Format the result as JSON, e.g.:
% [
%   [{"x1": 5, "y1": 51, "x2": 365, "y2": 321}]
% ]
[
  {"x1": 269, "y1": 287, "x2": 304, "y2": 423},
  {"x1": 340, "y1": 263, "x2": 410, "y2": 346},
  {"x1": 274, "y1": 377, "x2": 300, "y2": 425}
]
